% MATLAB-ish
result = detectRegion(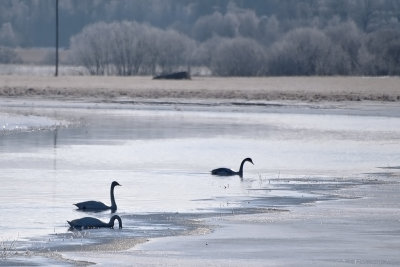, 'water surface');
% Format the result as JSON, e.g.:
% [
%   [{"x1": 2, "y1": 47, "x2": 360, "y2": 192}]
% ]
[{"x1": 1, "y1": 100, "x2": 399, "y2": 246}]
